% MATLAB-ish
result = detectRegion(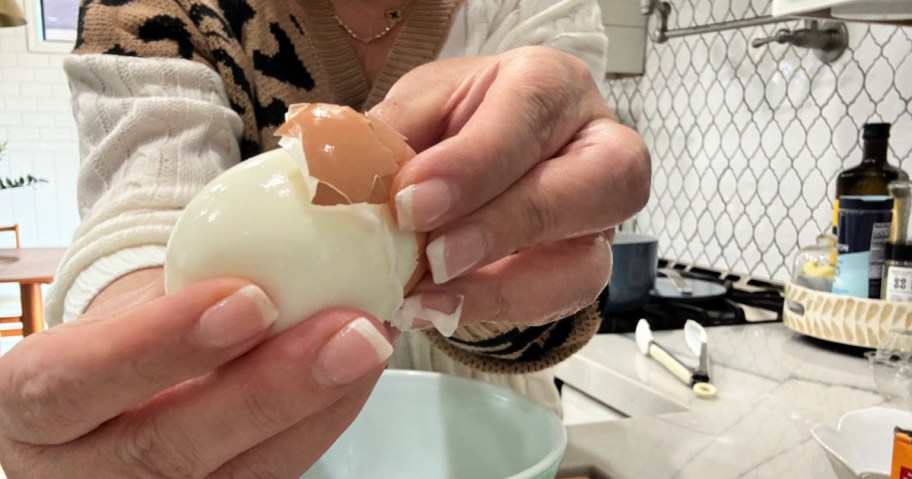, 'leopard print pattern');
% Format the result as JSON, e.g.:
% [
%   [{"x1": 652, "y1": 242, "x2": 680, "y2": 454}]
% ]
[{"x1": 74, "y1": 0, "x2": 456, "y2": 159}]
